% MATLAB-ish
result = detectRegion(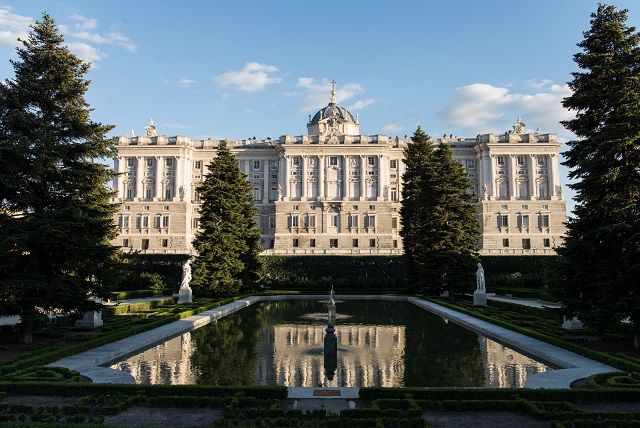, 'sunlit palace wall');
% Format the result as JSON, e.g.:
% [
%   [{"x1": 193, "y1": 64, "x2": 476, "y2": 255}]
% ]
[{"x1": 111, "y1": 88, "x2": 566, "y2": 256}]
